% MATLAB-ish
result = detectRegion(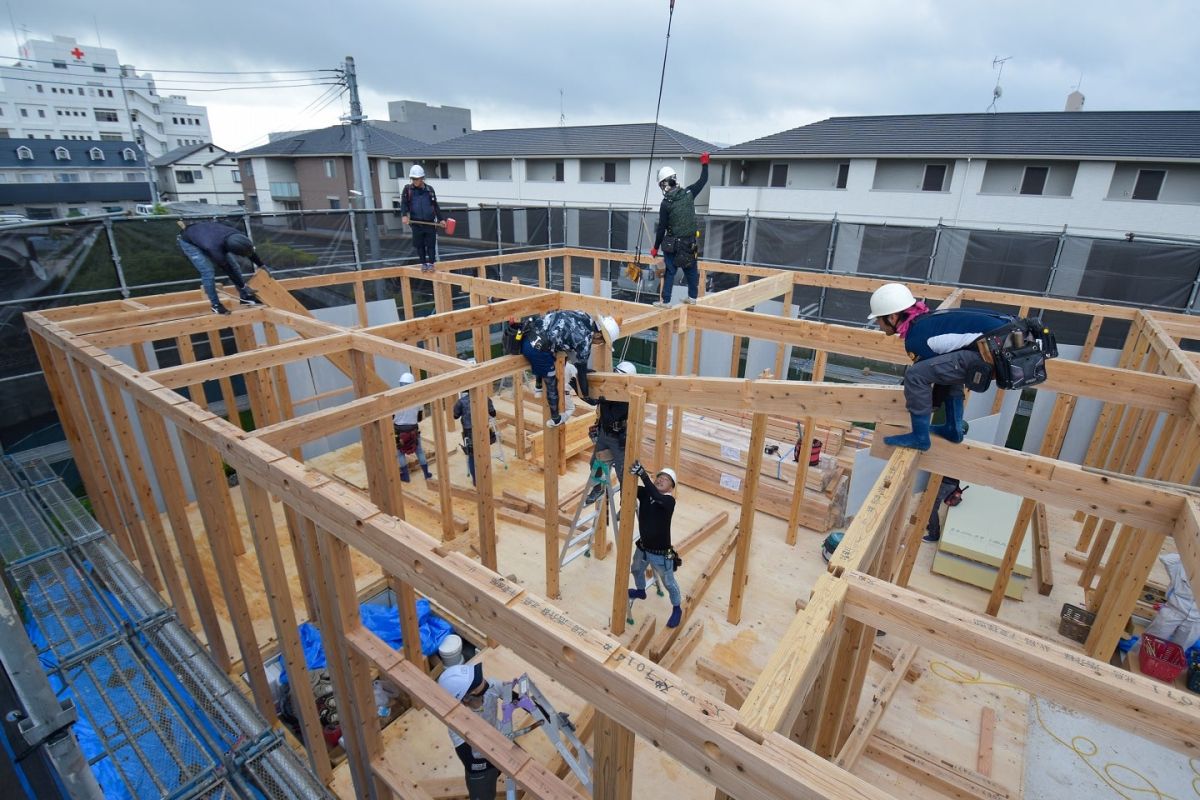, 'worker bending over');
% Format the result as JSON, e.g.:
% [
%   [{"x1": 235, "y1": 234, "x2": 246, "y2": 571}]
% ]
[
  {"x1": 521, "y1": 310, "x2": 619, "y2": 427},
  {"x1": 438, "y1": 664, "x2": 501, "y2": 800},
  {"x1": 651, "y1": 152, "x2": 709, "y2": 307},
  {"x1": 176, "y1": 220, "x2": 264, "y2": 315},
  {"x1": 868, "y1": 282, "x2": 1011, "y2": 451},
  {"x1": 627, "y1": 461, "x2": 683, "y2": 628},
  {"x1": 582, "y1": 361, "x2": 636, "y2": 504}
]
